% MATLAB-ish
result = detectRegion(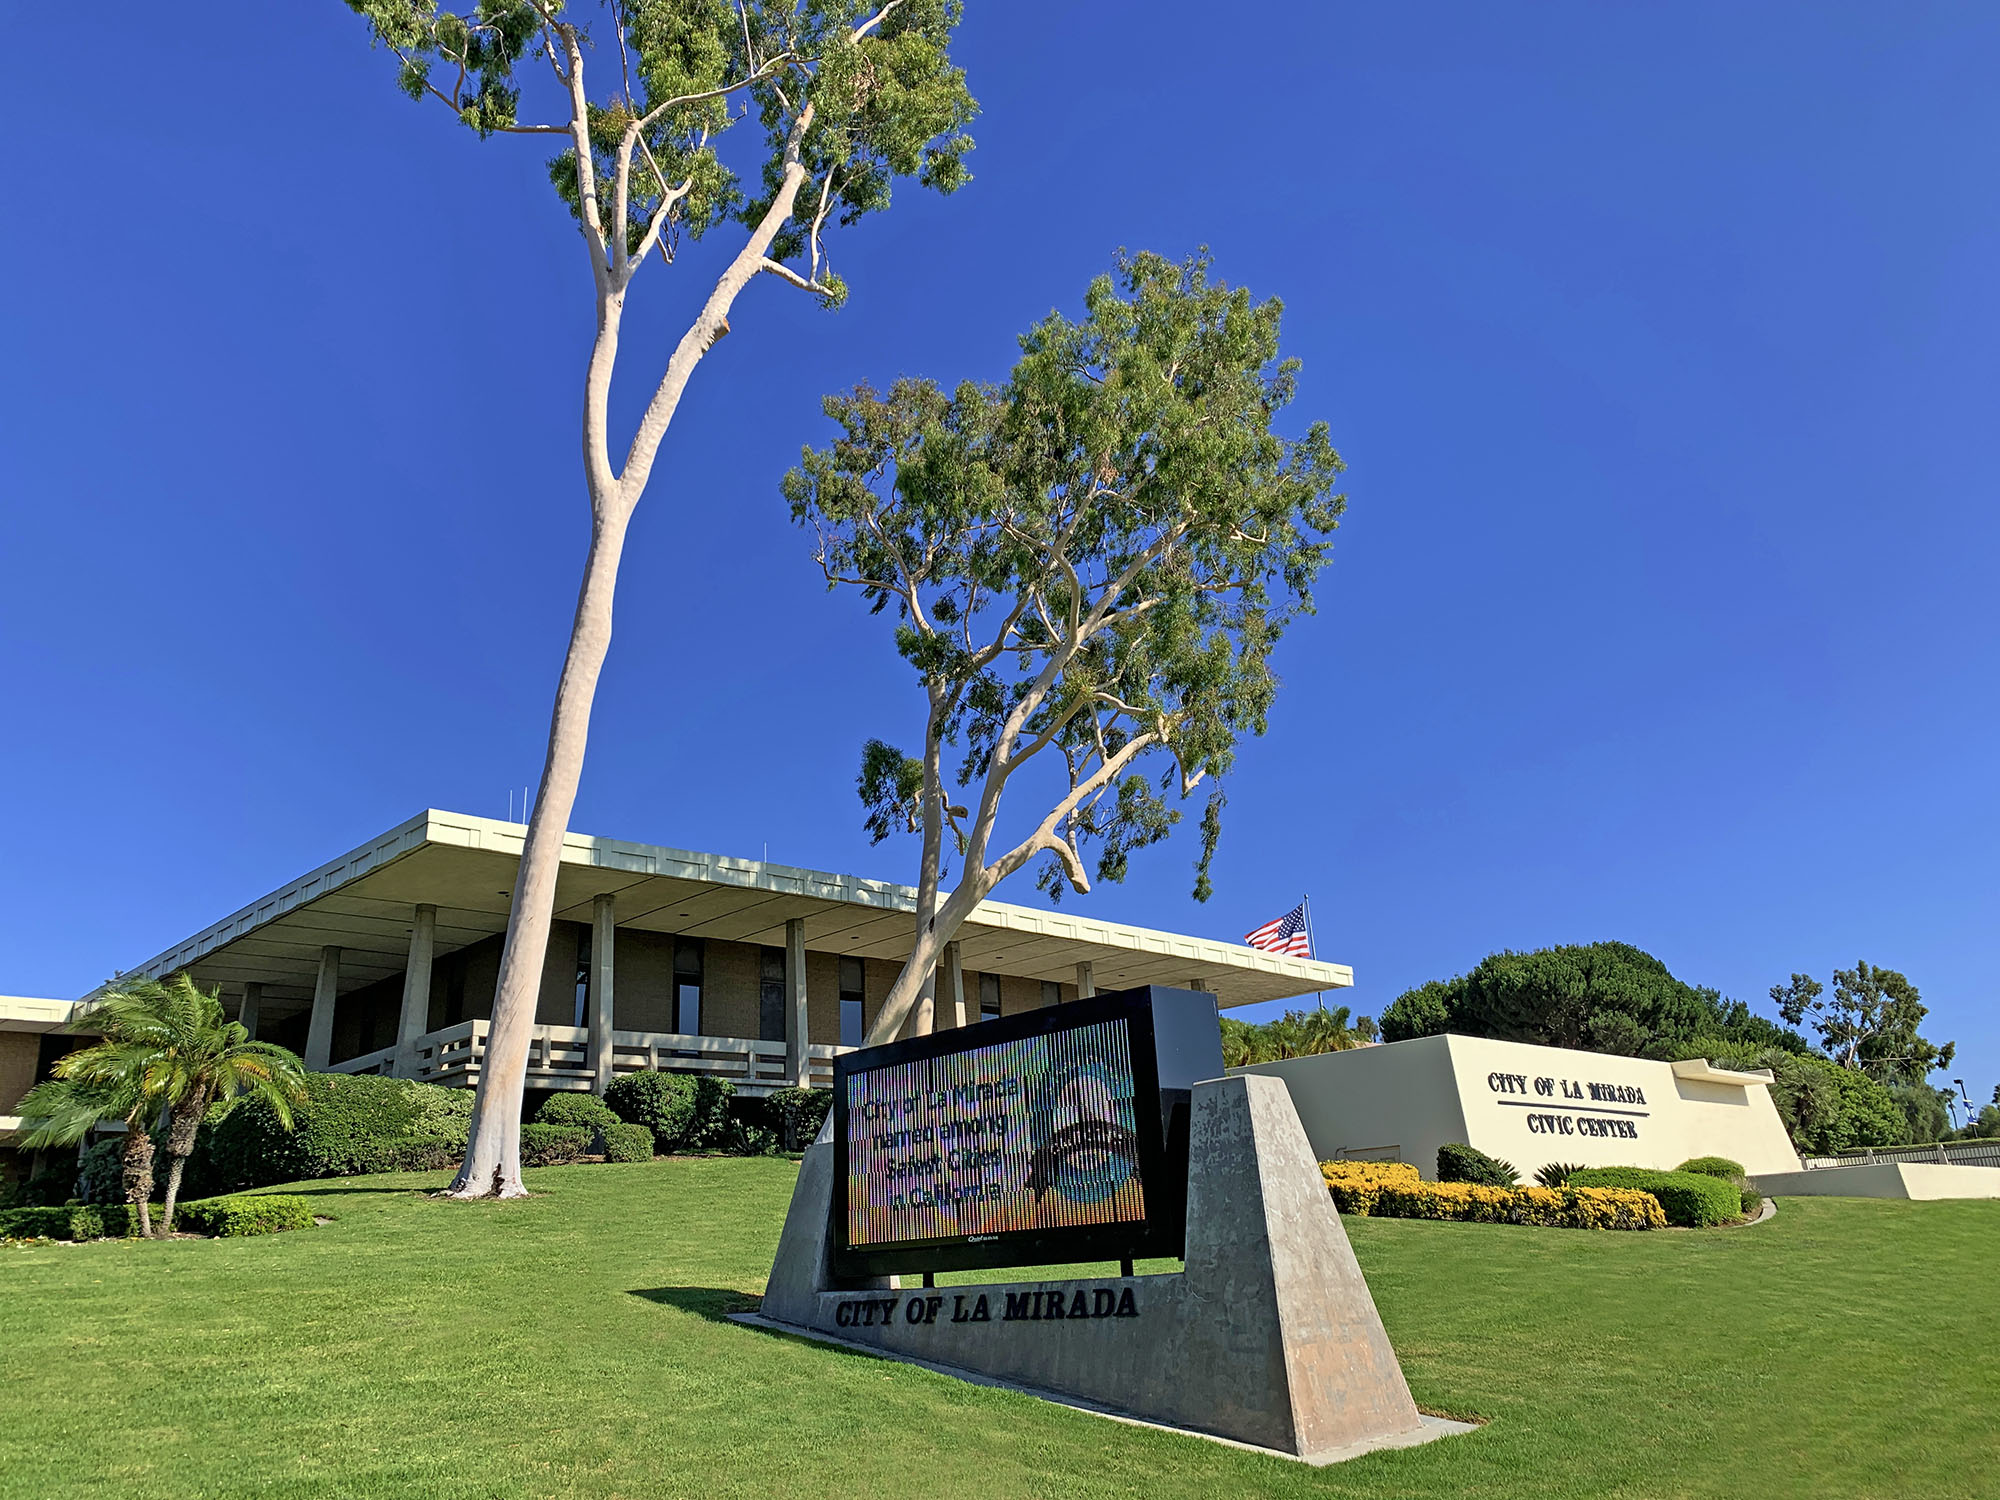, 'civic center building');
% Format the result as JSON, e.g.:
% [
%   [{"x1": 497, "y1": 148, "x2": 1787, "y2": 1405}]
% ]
[
  {"x1": 10, "y1": 807, "x2": 1994, "y2": 1202},
  {"x1": 2, "y1": 808, "x2": 1350, "y2": 1137}
]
